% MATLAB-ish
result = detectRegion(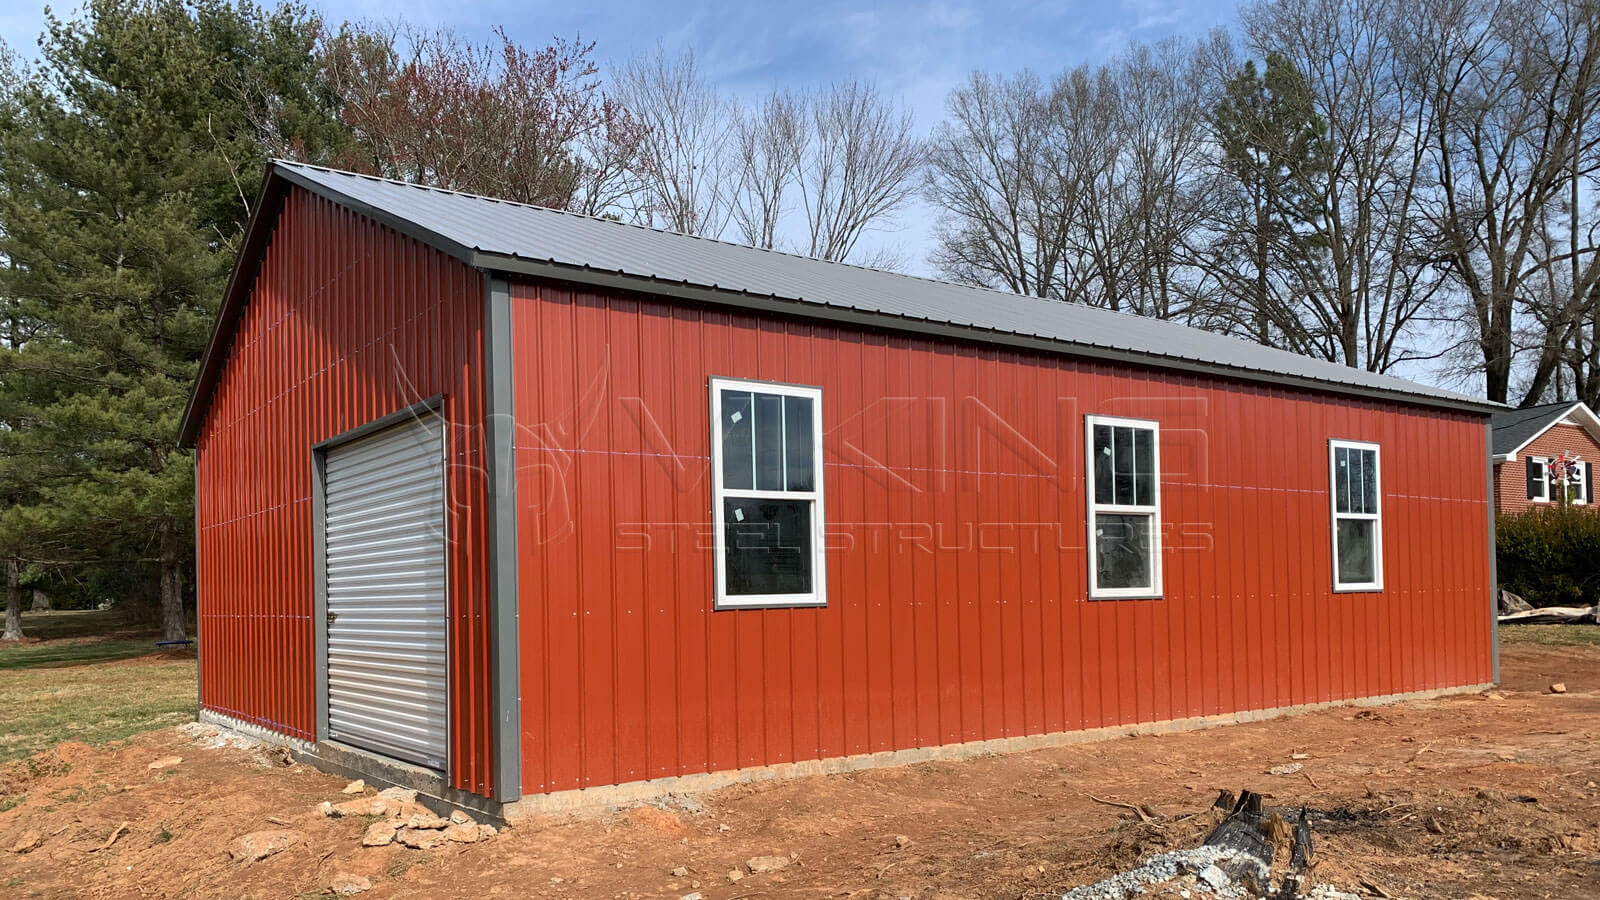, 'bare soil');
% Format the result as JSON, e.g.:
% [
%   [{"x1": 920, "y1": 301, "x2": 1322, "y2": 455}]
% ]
[{"x1": 3, "y1": 643, "x2": 1599, "y2": 899}]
